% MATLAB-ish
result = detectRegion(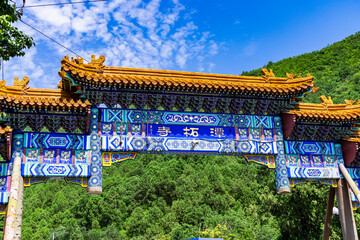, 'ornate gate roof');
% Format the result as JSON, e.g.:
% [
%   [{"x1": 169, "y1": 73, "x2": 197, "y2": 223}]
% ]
[{"x1": 59, "y1": 55, "x2": 315, "y2": 98}]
